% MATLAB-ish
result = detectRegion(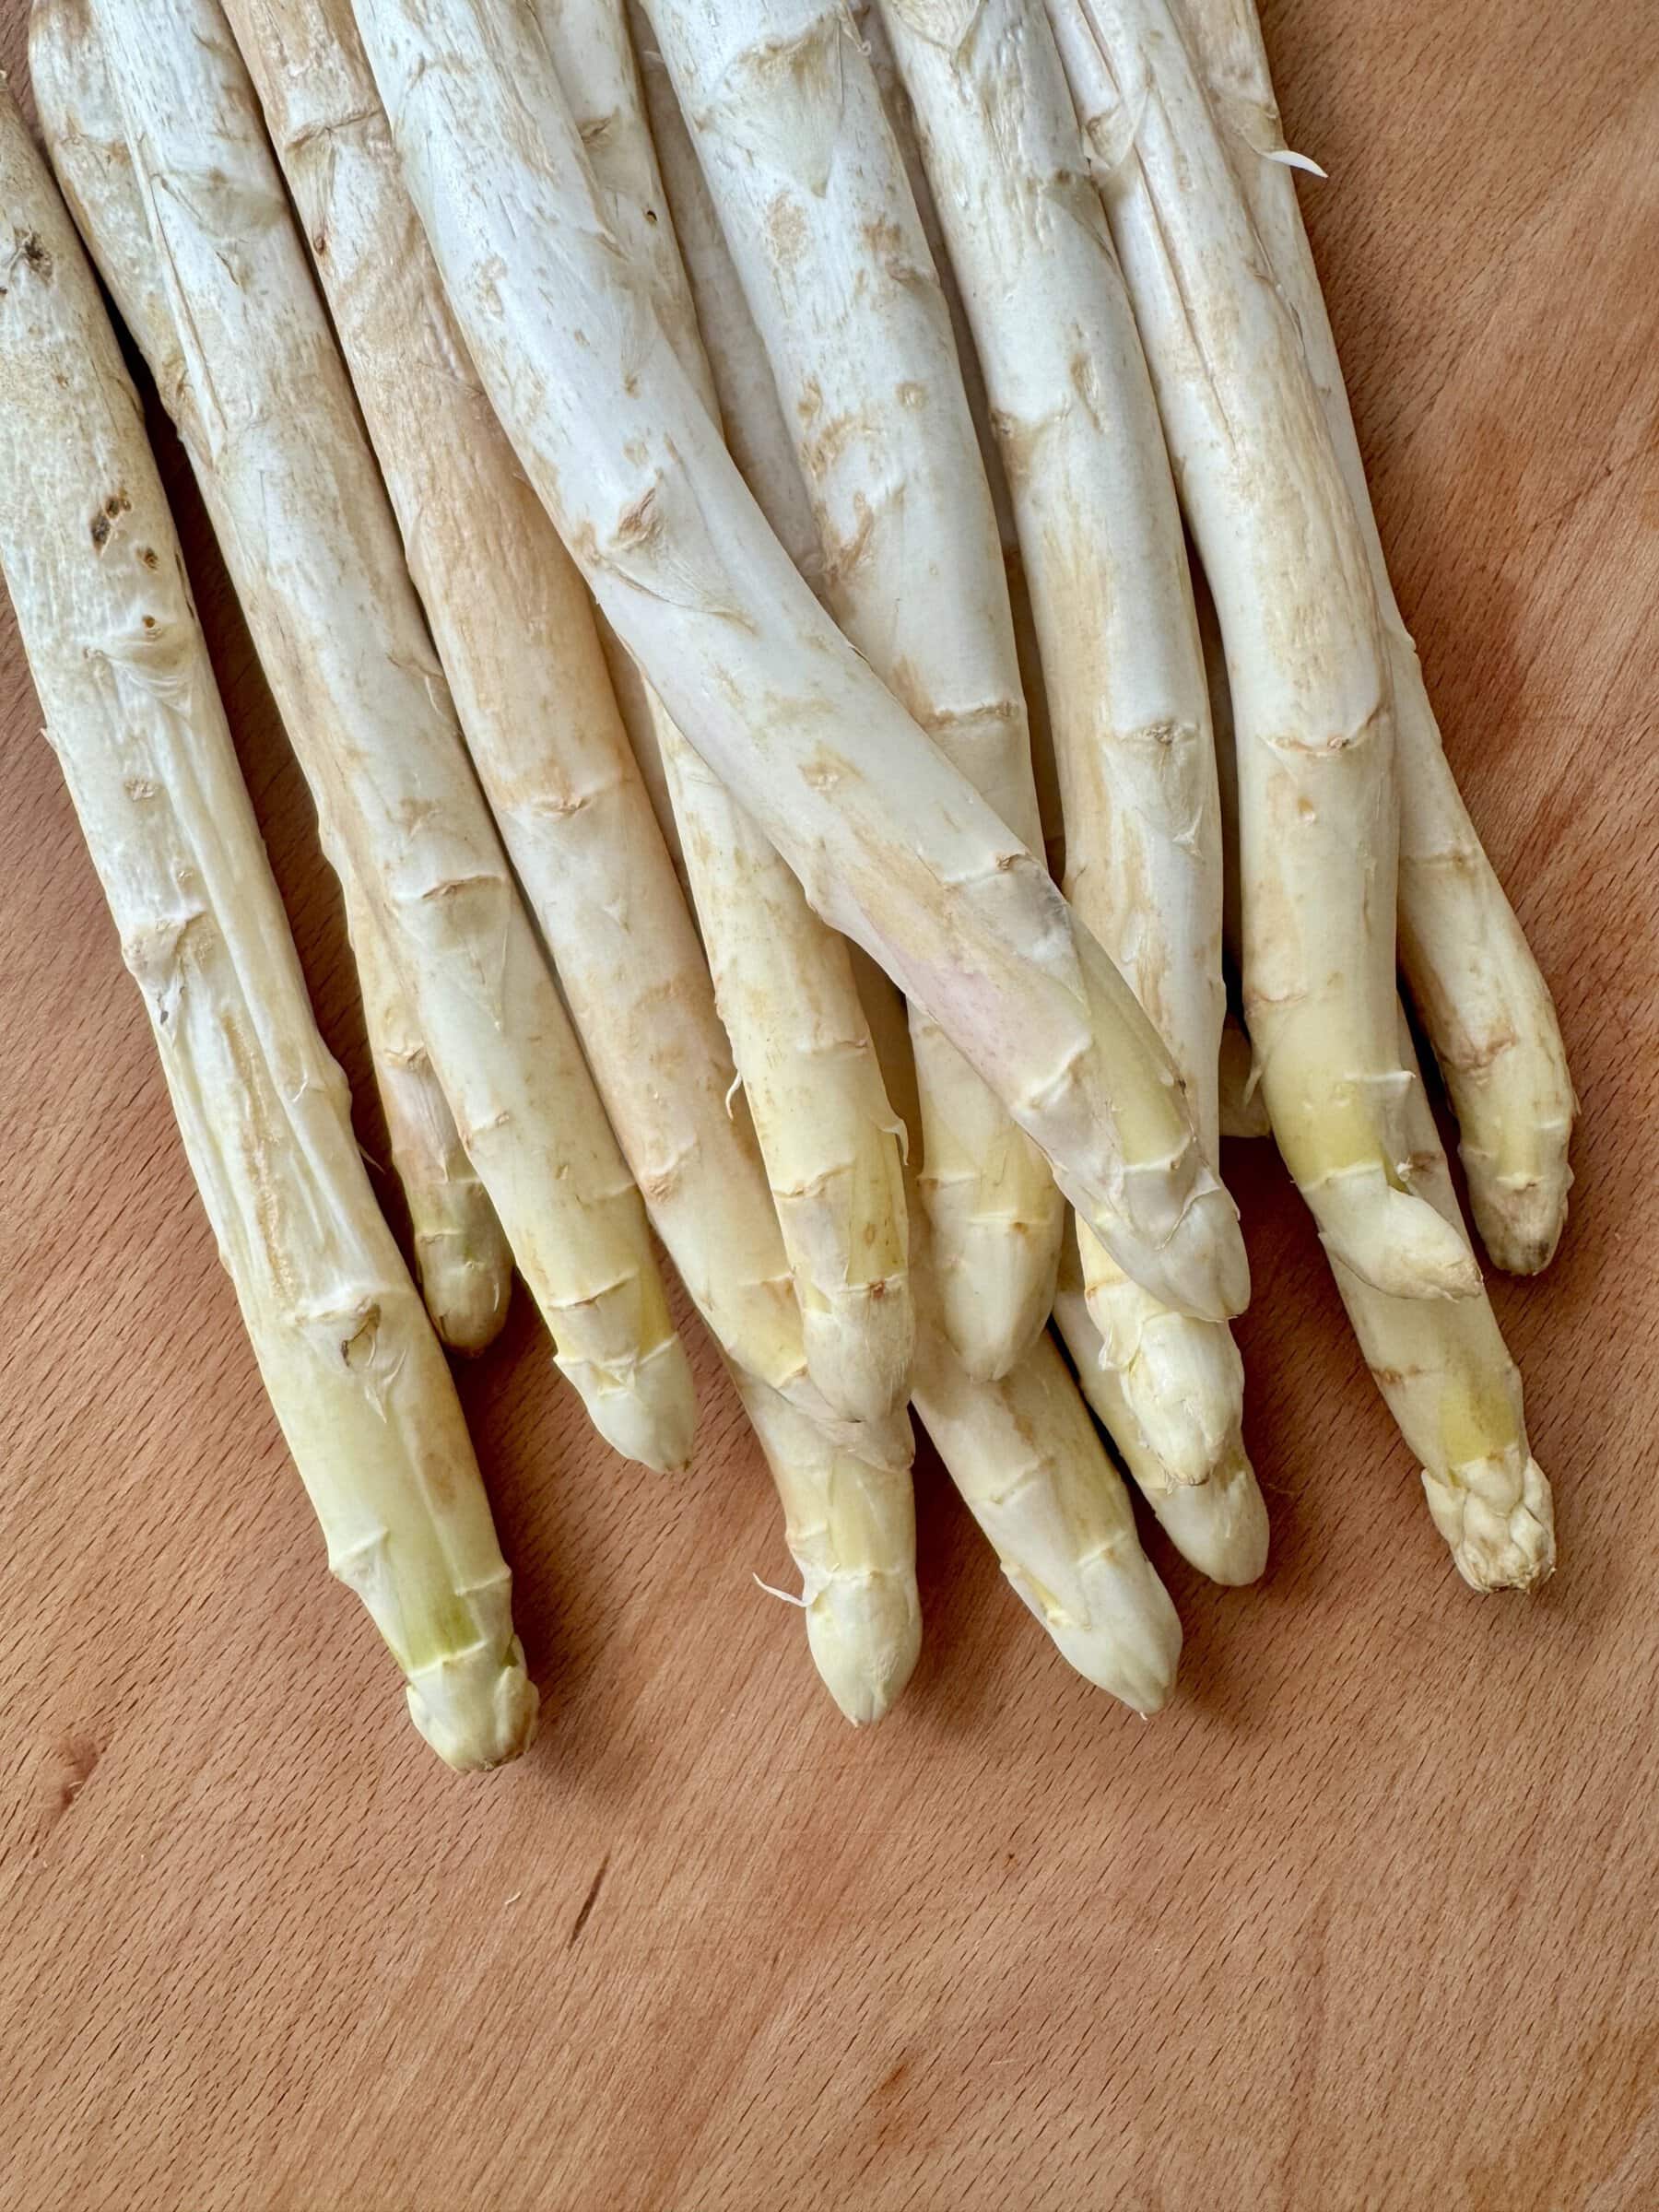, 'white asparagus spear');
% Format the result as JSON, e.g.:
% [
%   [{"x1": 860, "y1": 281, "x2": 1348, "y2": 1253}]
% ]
[
  {"x1": 629, "y1": 8, "x2": 826, "y2": 593},
  {"x1": 1173, "y1": 0, "x2": 1574, "y2": 1276},
  {"x1": 1052, "y1": 1236, "x2": 1268, "y2": 1586},
  {"x1": 342, "y1": 875, "x2": 512, "y2": 1356},
  {"x1": 215, "y1": 0, "x2": 900, "y2": 1439},
  {"x1": 850, "y1": 0, "x2": 1064, "y2": 884},
  {"x1": 538, "y1": 0, "x2": 915, "y2": 1427},
  {"x1": 1045, "y1": 0, "x2": 1478, "y2": 1308},
  {"x1": 0, "y1": 85, "x2": 535, "y2": 1767},
  {"x1": 876, "y1": 0, "x2": 1248, "y2": 1487},
  {"x1": 81, "y1": 0, "x2": 695, "y2": 1471},
  {"x1": 353, "y1": 0, "x2": 1249, "y2": 1329},
  {"x1": 857, "y1": 960, "x2": 1182, "y2": 1711},
  {"x1": 1206, "y1": 582, "x2": 1556, "y2": 1590},
  {"x1": 32, "y1": 0, "x2": 514, "y2": 1362},
  {"x1": 1335, "y1": 1020, "x2": 1555, "y2": 1591},
  {"x1": 645, "y1": 0, "x2": 1065, "y2": 1381},
  {"x1": 733, "y1": 1368, "x2": 920, "y2": 1724}
]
